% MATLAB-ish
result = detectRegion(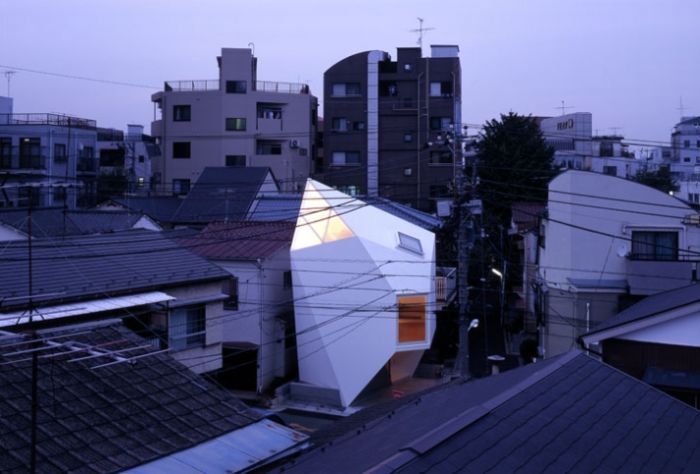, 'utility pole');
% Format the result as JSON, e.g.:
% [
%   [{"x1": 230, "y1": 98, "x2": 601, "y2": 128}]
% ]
[{"x1": 432, "y1": 126, "x2": 480, "y2": 378}]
